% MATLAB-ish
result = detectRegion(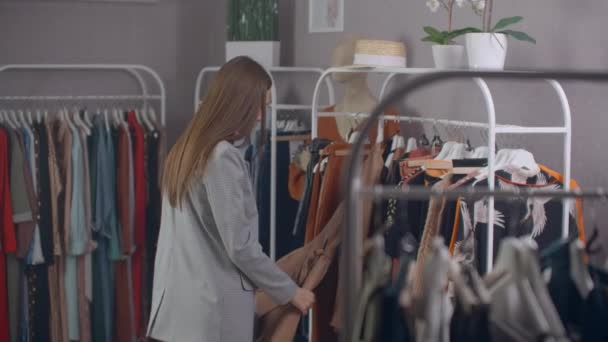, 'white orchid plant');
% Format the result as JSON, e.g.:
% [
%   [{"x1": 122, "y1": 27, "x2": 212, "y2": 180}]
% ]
[
  {"x1": 422, "y1": 0, "x2": 478, "y2": 45},
  {"x1": 468, "y1": 0, "x2": 536, "y2": 43},
  {"x1": 422, "y1": 0, "x2": 535, "y2": 45}
]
